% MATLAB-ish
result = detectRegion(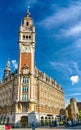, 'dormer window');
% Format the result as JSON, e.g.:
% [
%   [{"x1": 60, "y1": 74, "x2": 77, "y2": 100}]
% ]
[{"x1": 26, "y1": 22, "x2": 29, "y2": 26}]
